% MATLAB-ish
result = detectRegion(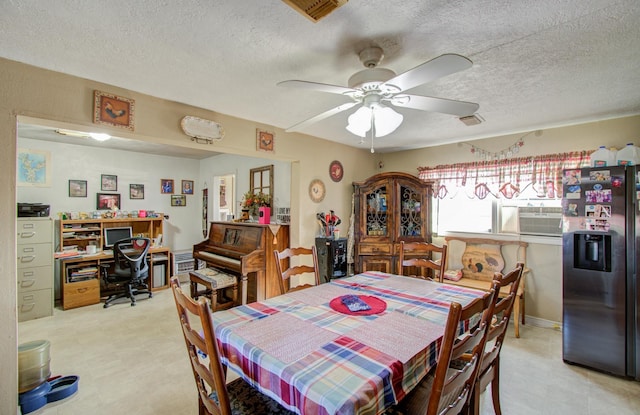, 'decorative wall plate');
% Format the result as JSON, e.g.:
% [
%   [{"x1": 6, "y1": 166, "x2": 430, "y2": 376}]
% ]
[
  {"x1": 180, "y1": 116, "x2": 225, "y2": 143},
  {"x1": 309, "y1": 179, "x2": 326, "y2": 203},
  {"x1": 329, "y1": 160, "x2": 343, "y2": 182}
]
